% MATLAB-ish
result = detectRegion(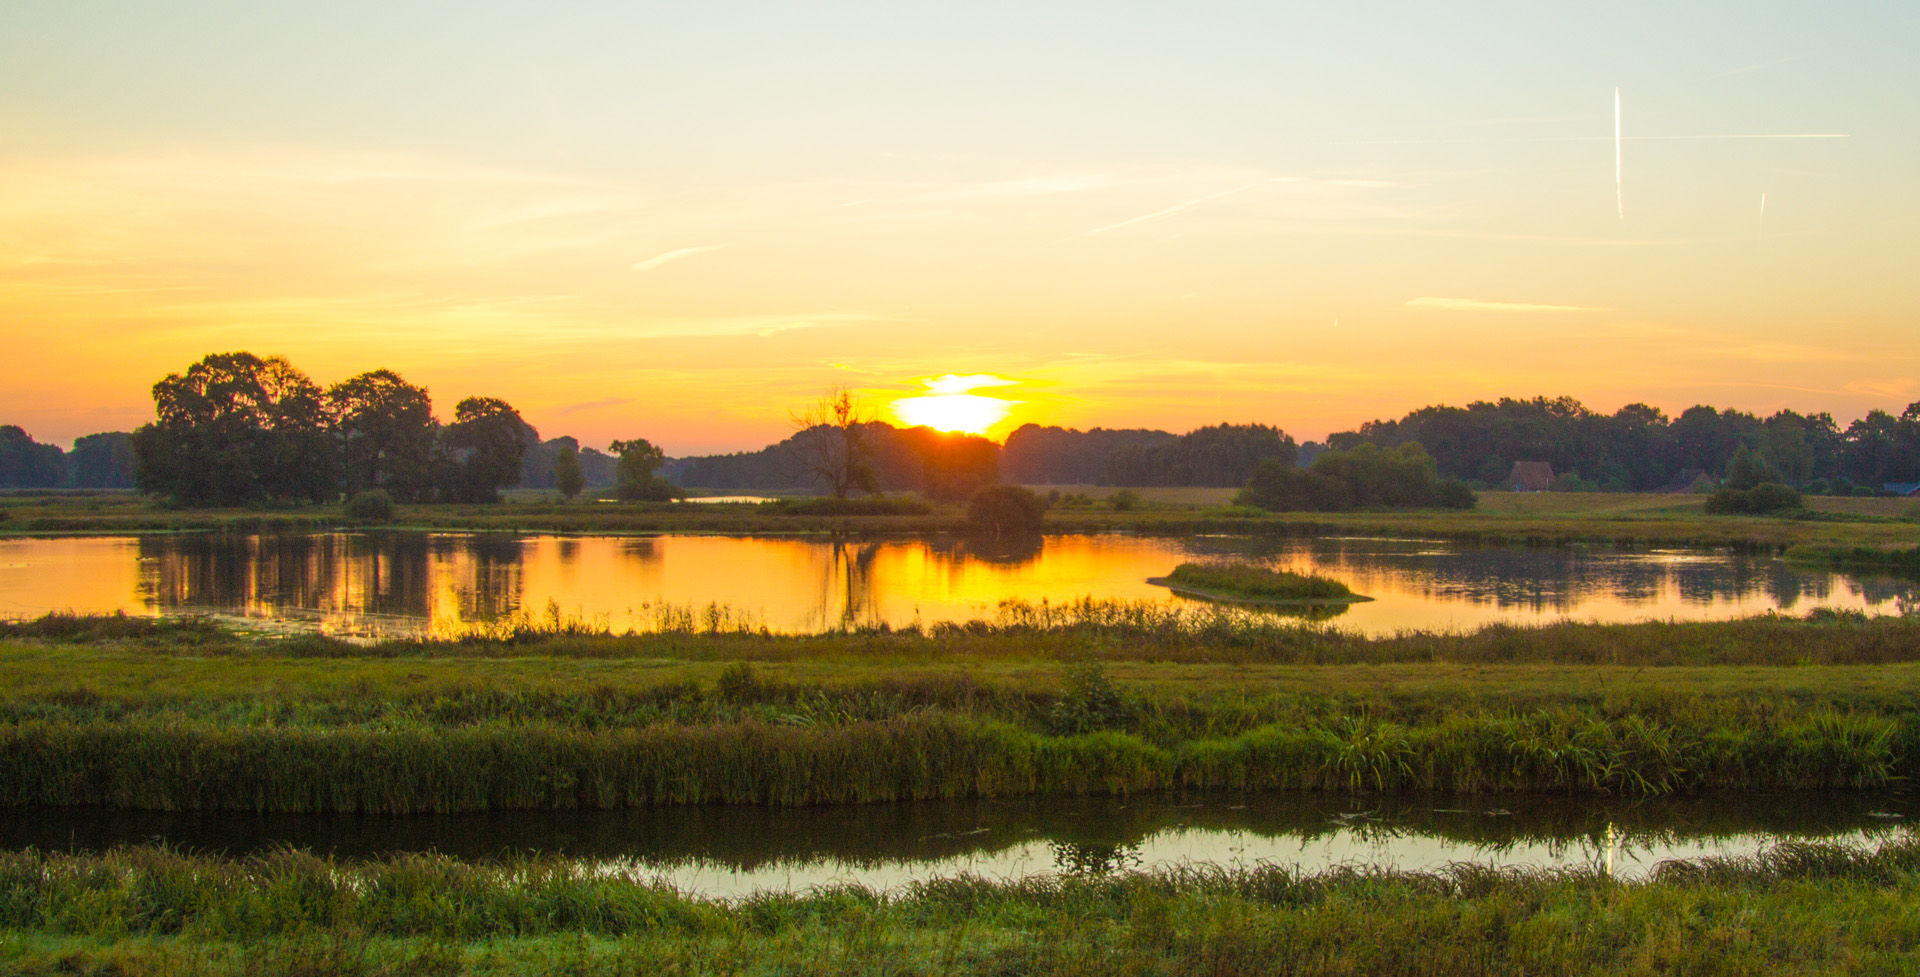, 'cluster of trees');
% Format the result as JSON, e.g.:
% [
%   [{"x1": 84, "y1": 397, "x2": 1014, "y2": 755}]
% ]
[
  {"x1": 675, "y1": 420, "x2": 1299, "y2": 492},
  {"x1": 1104, "y1": 423, "x2": 1297, "y2": 487},
  {"x1": 1328, "y1": 396, "x2": 1920, "y2": 492},
  {"x1": 125, "y1": 352, "x2": 643, "y2": 506},
  {"x1": 0, "y1": 428, "x2": 135, "y2": 489},
  {"x1": 1237, "y1": 442, "x2": 1476, "y2": 512},
  {"x1": 669, "y1": 422, "x2": 1001, "y2": 500},
  {"x1": 519, "y1": 437, "x2": 618, "y2": 493},
  {"x1": 999, "y1": 426, "x2": 1176, "y2": 484}
]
